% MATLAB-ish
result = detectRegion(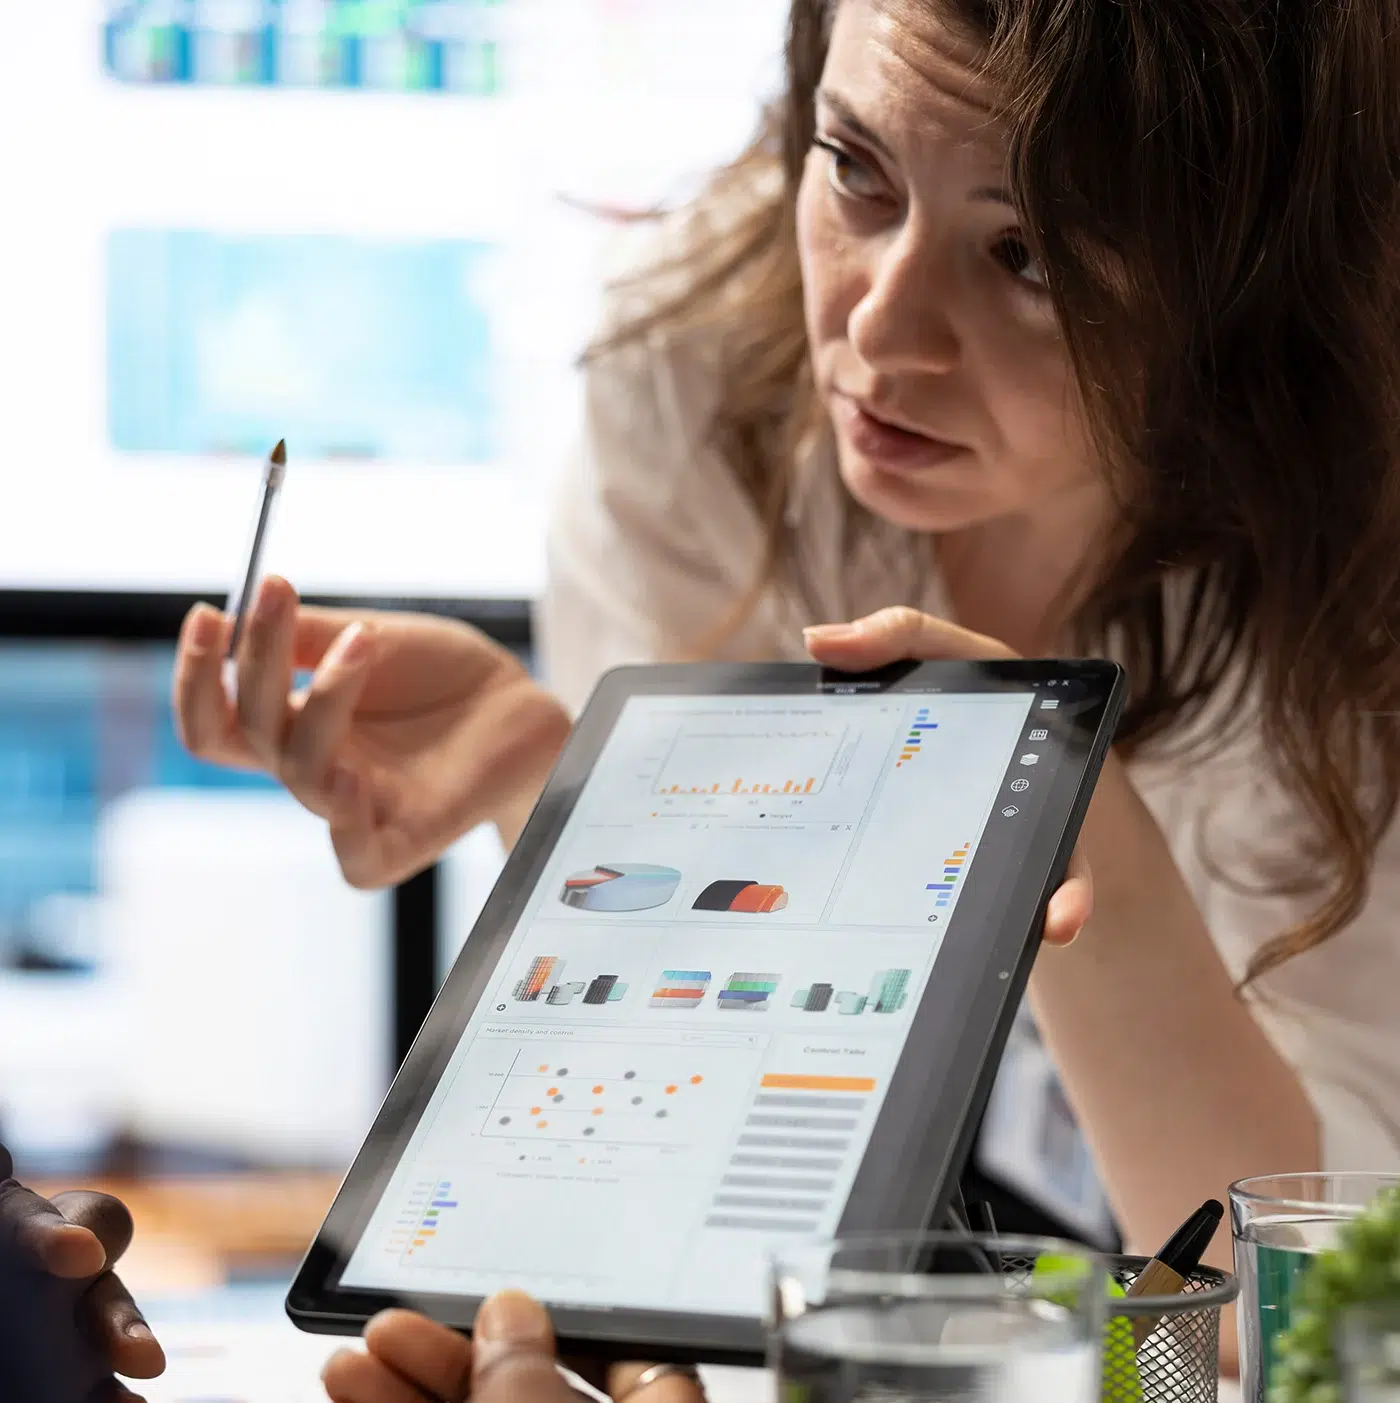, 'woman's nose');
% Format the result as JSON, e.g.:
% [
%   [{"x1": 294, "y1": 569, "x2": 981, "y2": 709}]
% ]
[{"x1": 847, "y1": 227, "x2": 961, "y2": 375}]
